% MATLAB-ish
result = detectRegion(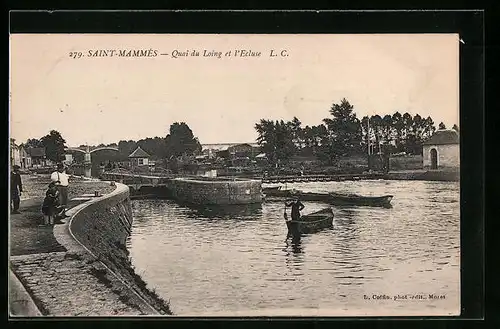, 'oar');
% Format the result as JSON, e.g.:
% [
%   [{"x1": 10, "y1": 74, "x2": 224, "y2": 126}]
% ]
[{"x1": 284, "y1": 202, "x2": 292, "y2": 240}]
